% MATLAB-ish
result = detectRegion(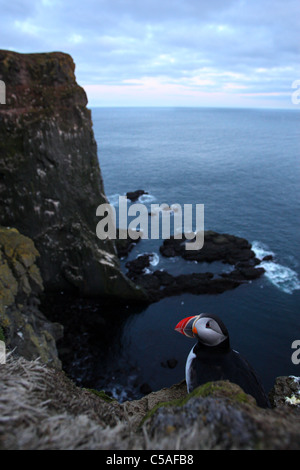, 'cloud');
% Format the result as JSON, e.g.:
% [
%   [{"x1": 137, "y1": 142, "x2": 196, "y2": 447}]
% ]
[{"x1": 0, "y1": 0, "x2": 299, "y2": 107}]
